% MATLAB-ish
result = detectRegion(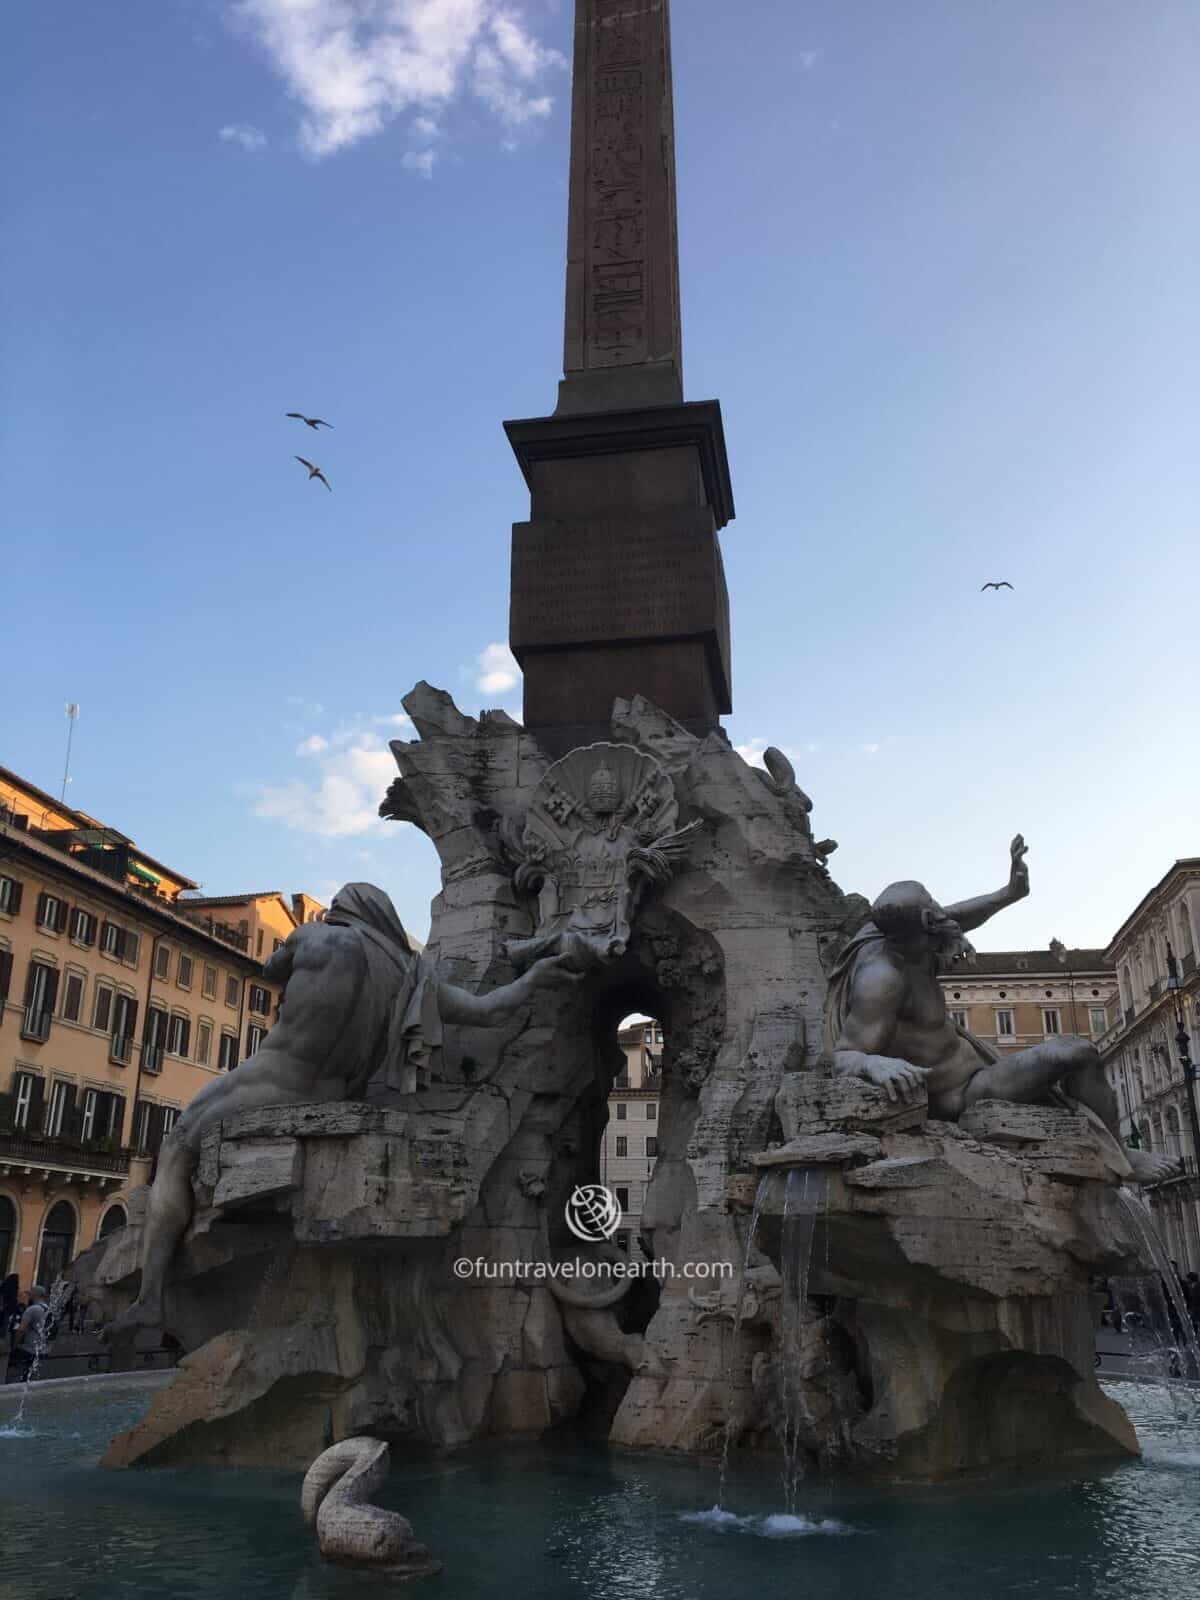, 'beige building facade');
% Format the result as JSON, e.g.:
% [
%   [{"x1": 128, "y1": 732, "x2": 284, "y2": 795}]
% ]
[
  {"x1": 938, "y1": 943, "x2": 1117, "y2": 1057},
  {"x1": 1098, "y1": 859, "x2": 1200, "y2": 1272},
  {"x1": 601, "y1": 1018, "x2": 662, "y2": 1252},
  {"x1": 0, "y1": 765, "x2": 321, "y2": 1294}
]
